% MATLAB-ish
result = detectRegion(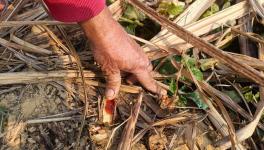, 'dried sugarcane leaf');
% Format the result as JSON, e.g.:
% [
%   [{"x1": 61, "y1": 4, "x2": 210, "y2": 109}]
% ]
[
  {"x1": 215, "y1": 97, "x2": 264, "y2": 149},
  {"x1": 201, "y1": 82, "x2": 264, "y2": 131},
  {"x1": 10, "y1": 34, "x2": 52, "y2": 55},
  {"x1": 249, "y1": 0, "x2": 264, "y2": 19},
  {"x1": 185, "y1": 123, "x2": 197, "y2": 150},
  {"x1": 117, "y1": 92, "x2": 143, "y2": 150},
  {"x1": 0, "y1": 0, "x2": 31, "y2": 21},
  {"x1": 143, "y1": 1, "x2": 249, "y2": 52},
  {"x1": 0, "y1": 37, "x2": 51, "y2": 55},
  {"x1": 0, "y1": 21, "x2": 73, "y2": 27},
  {"x1": 151, "y1": 0, "x2": 216, "y2": 42}
]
